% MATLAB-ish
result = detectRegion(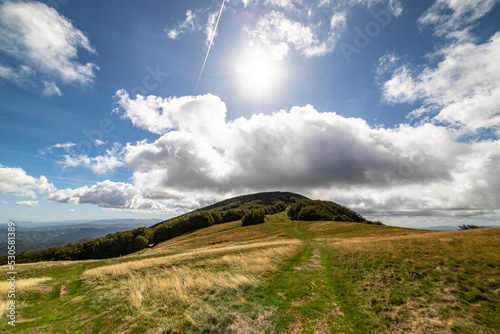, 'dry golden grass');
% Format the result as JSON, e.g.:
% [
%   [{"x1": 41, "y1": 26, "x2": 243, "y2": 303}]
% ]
[
  {"x1": 0, "y1": 277, "x2": 51, "y2": 296},
  {"x1": 111, "y1": 239, "x2": 303, "y2": 333},
  {"x1": 152, "y1": 220, "x2": 284, "y2": 253},
  {"x1": 83, "y1": 239, "x2": 301, "y2": 279},
  {"x1": 124, "y1": 243, "x2": 301, "y2": 310},
  {"x1": 0, "y1": 259, "x2": 97, "y2": 272},
  {"x1": 127, "y1": 268, "x2": 255, "y2": 310},
  {"x1": 205, "y1": 243, "x2": 302, "y2": 274},
  {"x1": 0, "y1": 301, "x2": 9, "y2": 318}
]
